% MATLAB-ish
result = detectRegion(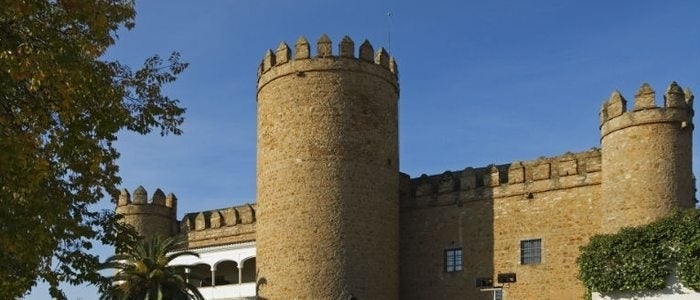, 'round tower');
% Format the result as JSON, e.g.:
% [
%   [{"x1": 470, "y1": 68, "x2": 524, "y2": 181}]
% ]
[
  {"x1": 256, "y1": 35, "x2": 400, "y2": 299},
  {"x1": 599, "y1": 82, "x2": 694, "y2": 233},
  {"x1": 115, "y1": 186, "x2": 177, "y2": 239}
]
